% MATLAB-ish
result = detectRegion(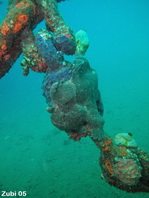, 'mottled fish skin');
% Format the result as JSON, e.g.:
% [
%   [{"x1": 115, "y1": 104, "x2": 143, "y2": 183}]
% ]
[{"x1": 42, "y1": 66, "x2": 73, "y2": 107}]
